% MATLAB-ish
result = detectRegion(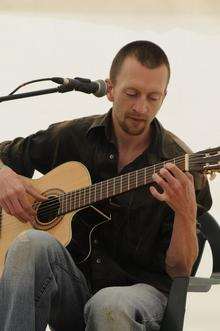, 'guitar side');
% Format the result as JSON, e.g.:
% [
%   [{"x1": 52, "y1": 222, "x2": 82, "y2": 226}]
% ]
[{"x1": 0, "y1": 161, "x2": 91, "y2": 277}]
